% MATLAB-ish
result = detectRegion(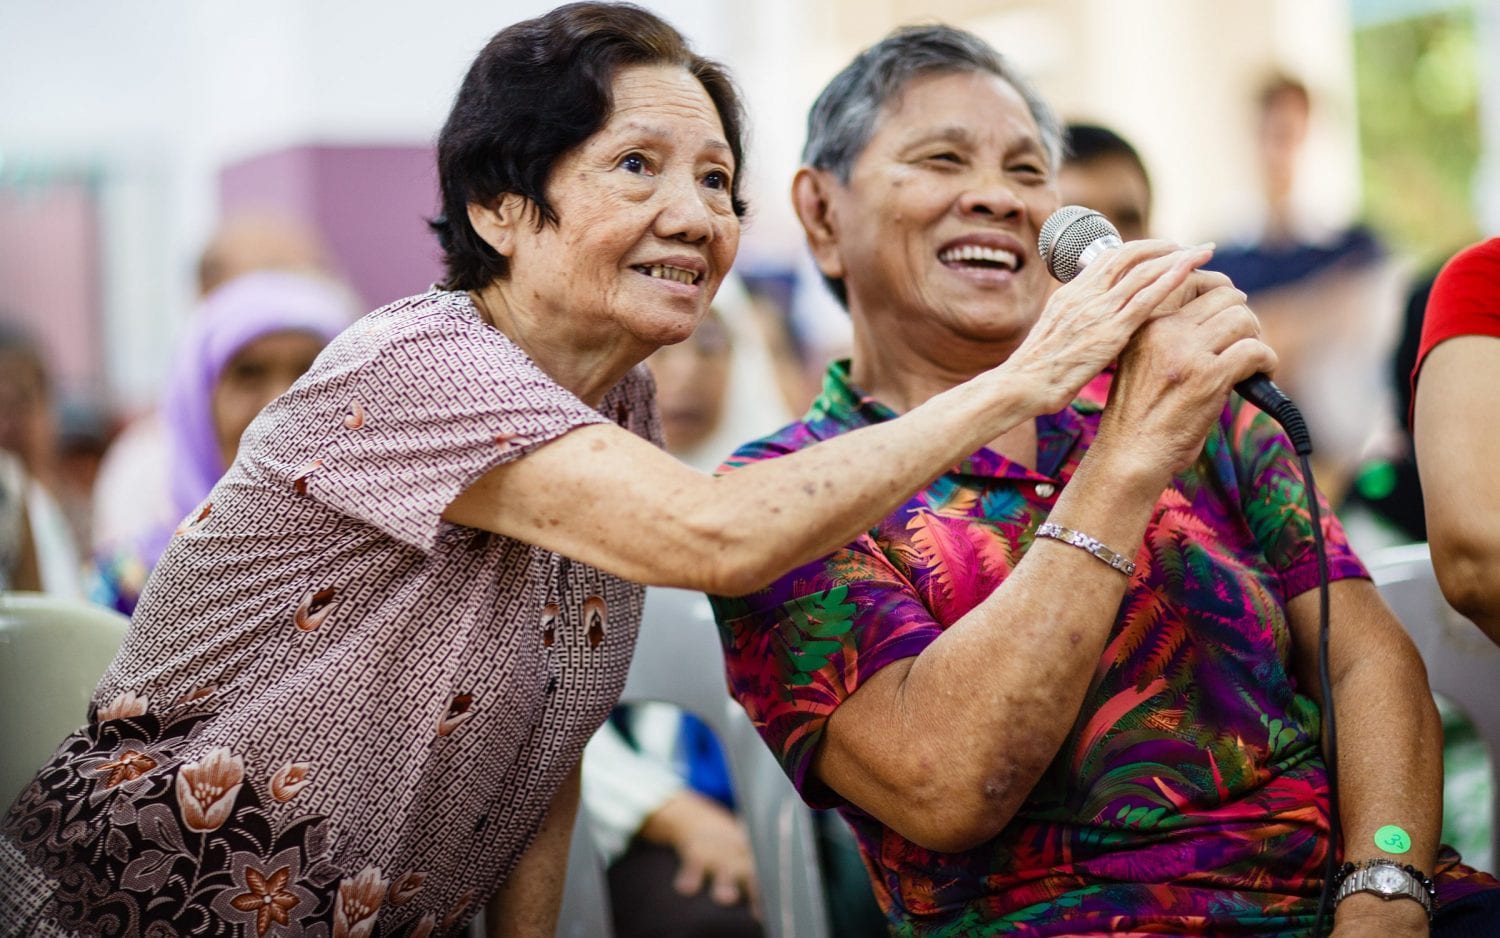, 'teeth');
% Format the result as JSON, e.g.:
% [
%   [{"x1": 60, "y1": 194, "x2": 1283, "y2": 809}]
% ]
[
  {"x1": 939, "y1": 244, "x2": 1018, "y2": 269},
  {"x1": 641, "y1": 265, "x2": 698, "y2": 284}
]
